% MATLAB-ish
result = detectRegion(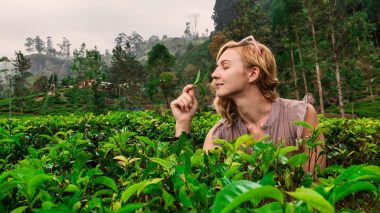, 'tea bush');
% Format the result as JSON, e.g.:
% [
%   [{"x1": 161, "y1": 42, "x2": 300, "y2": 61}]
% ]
[{"x1": 0, "y1": 112, "x2": 379, "y2": 212}]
